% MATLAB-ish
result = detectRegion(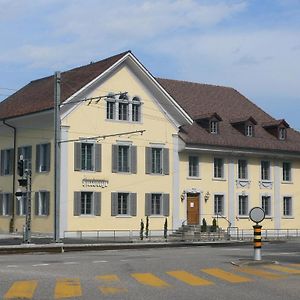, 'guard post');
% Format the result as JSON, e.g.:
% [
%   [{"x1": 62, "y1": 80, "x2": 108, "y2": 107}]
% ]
[{"x1": 249, "y1": 207, "x2": 265, "y2": 261}]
